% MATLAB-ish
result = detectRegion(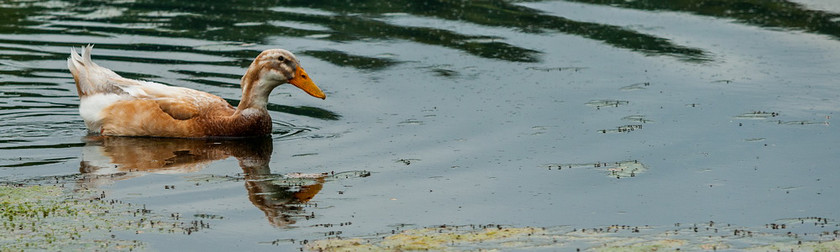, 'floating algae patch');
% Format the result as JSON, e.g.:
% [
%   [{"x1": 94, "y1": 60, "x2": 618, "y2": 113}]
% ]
[
  {"x1": 594, "y1": 238, "x2": 690, "y2": 251},
  {"x1": 306, "y1": 219, "x2": 840, "y2": 251},
  {"x1": 605, "y1": 161, "x2": 648, "y2": 178},
  {"x1": 746, "y1": 239, "x2": 840, "y2": 252},
  {"x1": 544, "y1": 160, "x2": 648, "y2": 179},
  {"x1": 382, "y1": 226, "x2": 542, "y2": 250},
  {"x1": 306, "y1": 225, "x2": 547, "y2": 251},
  {"x1": 0, "y1": 184, "x2": 209, "y2": 250},
  {"x1": 590, "y1": 219, "x2": 840, "y2": 252}
]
